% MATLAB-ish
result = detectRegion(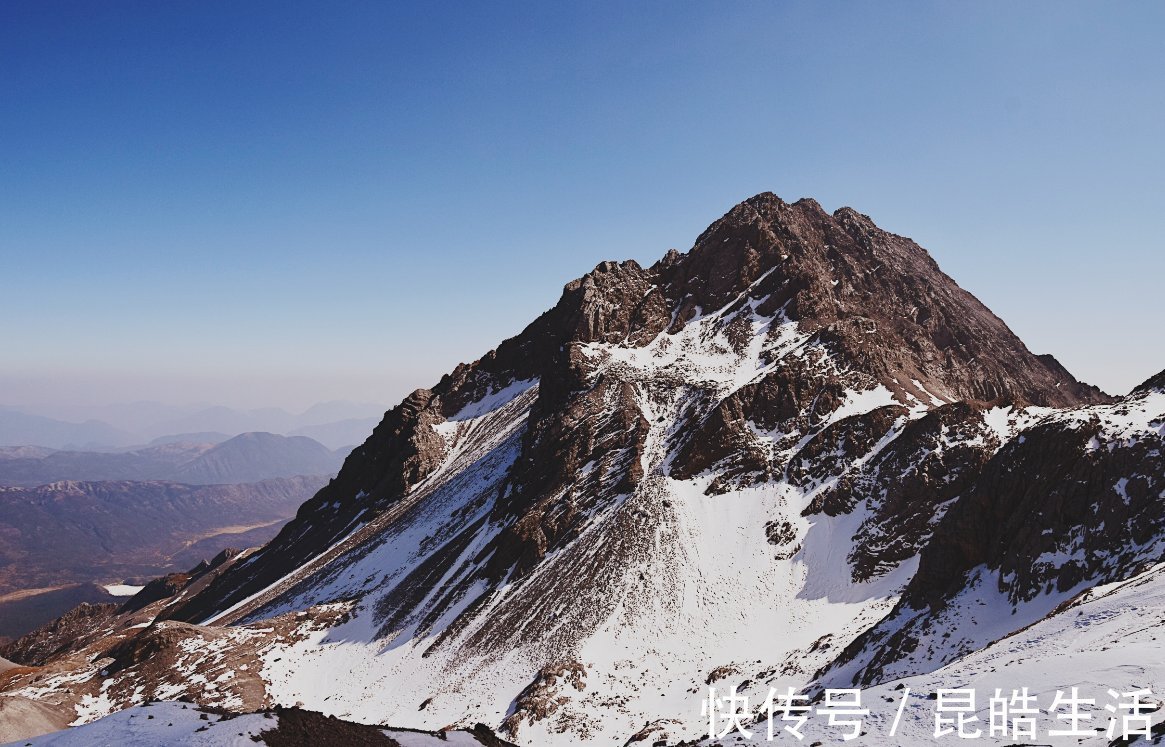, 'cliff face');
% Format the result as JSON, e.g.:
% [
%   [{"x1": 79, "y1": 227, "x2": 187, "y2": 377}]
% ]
[
  {"x1": 169, "y1": 193, "x2": 1106, "y2": 627},
  {"x1": 820, "y1": 374, "x2": 1165, "y2": 690},
  {"x1": 8, "y1": 193, "x2": 1154, "y2": 747}
]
